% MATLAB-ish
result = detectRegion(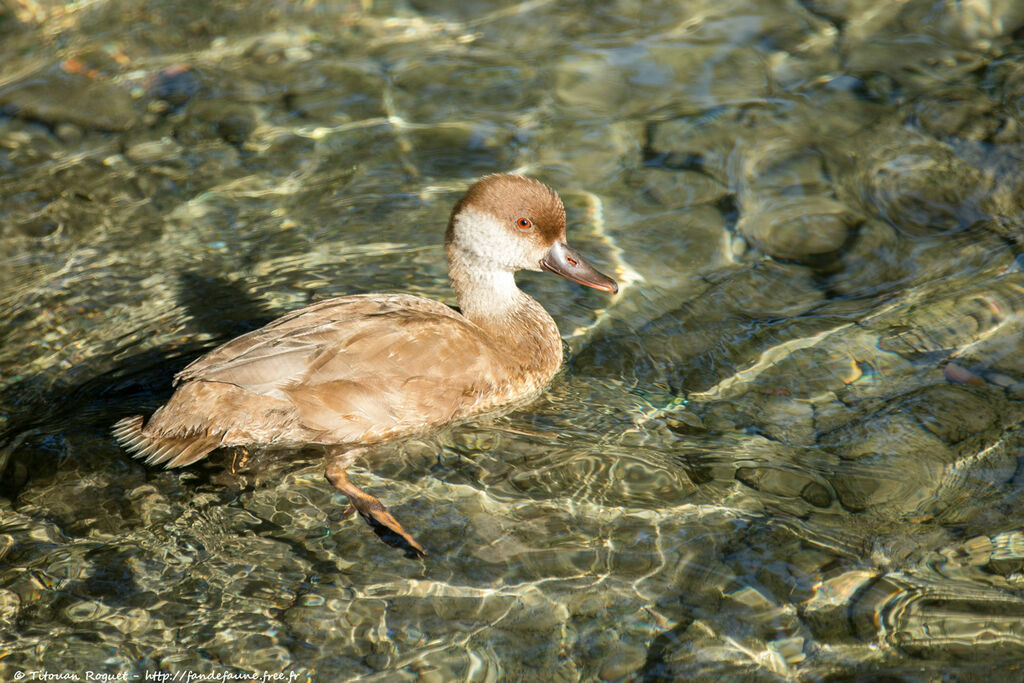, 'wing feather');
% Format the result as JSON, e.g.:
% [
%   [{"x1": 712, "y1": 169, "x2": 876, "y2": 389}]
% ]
[{"x1": 152, "y1": 293, "x2": 511, "y2": 447}]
